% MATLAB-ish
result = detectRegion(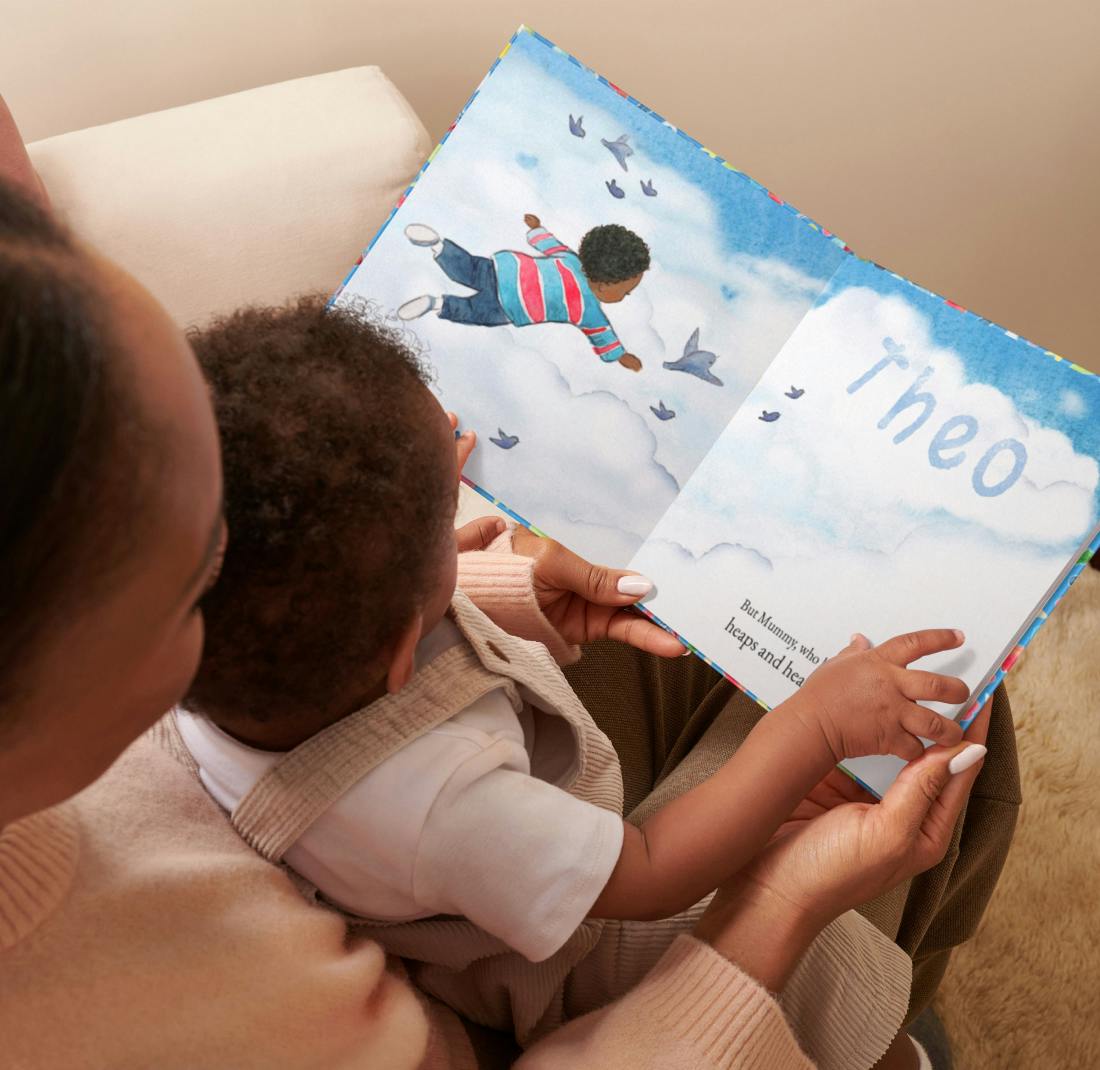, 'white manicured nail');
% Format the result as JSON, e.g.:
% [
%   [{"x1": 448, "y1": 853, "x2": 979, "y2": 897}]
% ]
[
  {"x1": 948, "y1": 743, "x2": 987, "y2": 775},
  {"x1": 617, "y1": 576, "x2": 653, "y2": 597}
]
